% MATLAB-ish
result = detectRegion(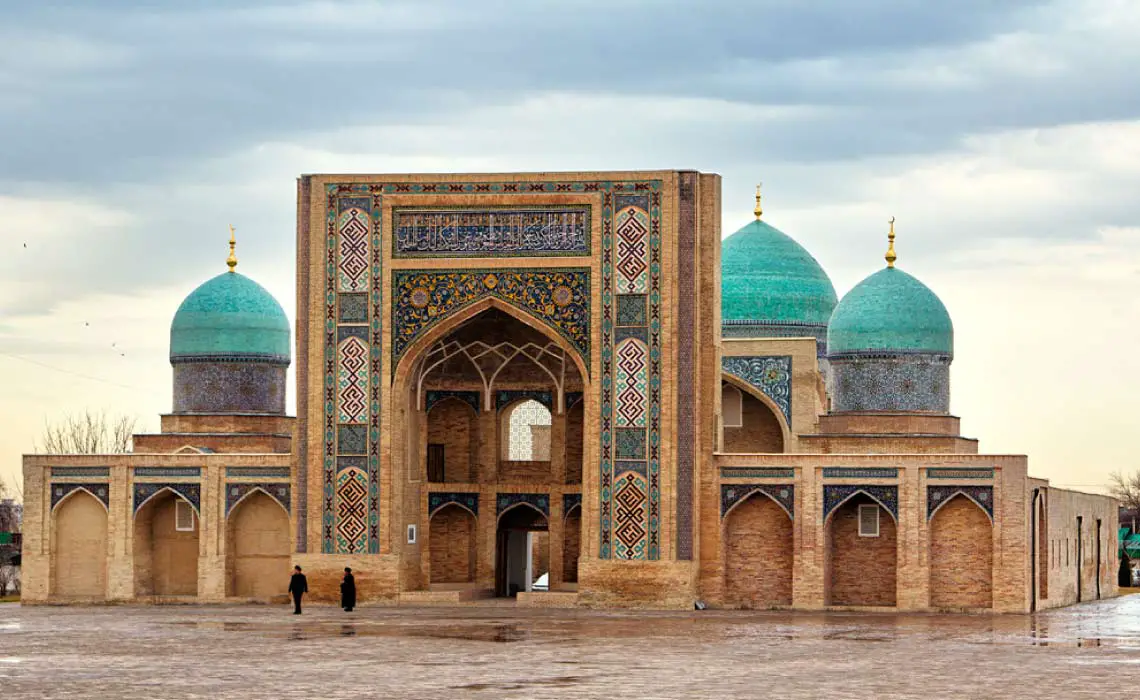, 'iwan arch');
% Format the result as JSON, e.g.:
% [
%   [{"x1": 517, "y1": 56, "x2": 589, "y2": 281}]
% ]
[{"x1": 21, "y1": 170, "x2": 1118, "y2": 611}]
